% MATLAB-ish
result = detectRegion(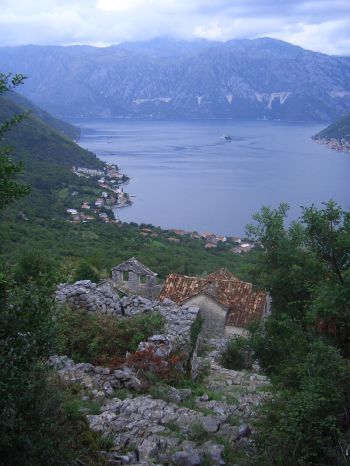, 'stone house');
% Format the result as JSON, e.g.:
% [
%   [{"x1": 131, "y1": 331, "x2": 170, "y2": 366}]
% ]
[
  {"x1": 111, "y1": 257, "x2": 159, "y2": 298},
  {"x1": 160, "y1": 268, "x2": 270, "y2": 340}
]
